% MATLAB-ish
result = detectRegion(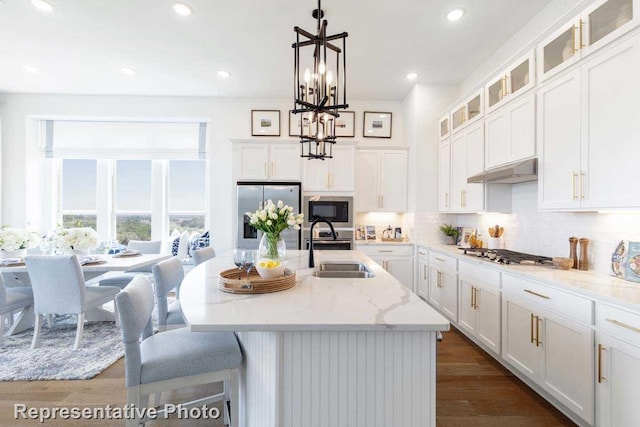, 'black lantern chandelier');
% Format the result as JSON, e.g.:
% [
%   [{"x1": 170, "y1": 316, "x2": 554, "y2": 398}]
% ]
[{"x1": 292, "y1": 0, "x2": 348, "y2": 160}]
